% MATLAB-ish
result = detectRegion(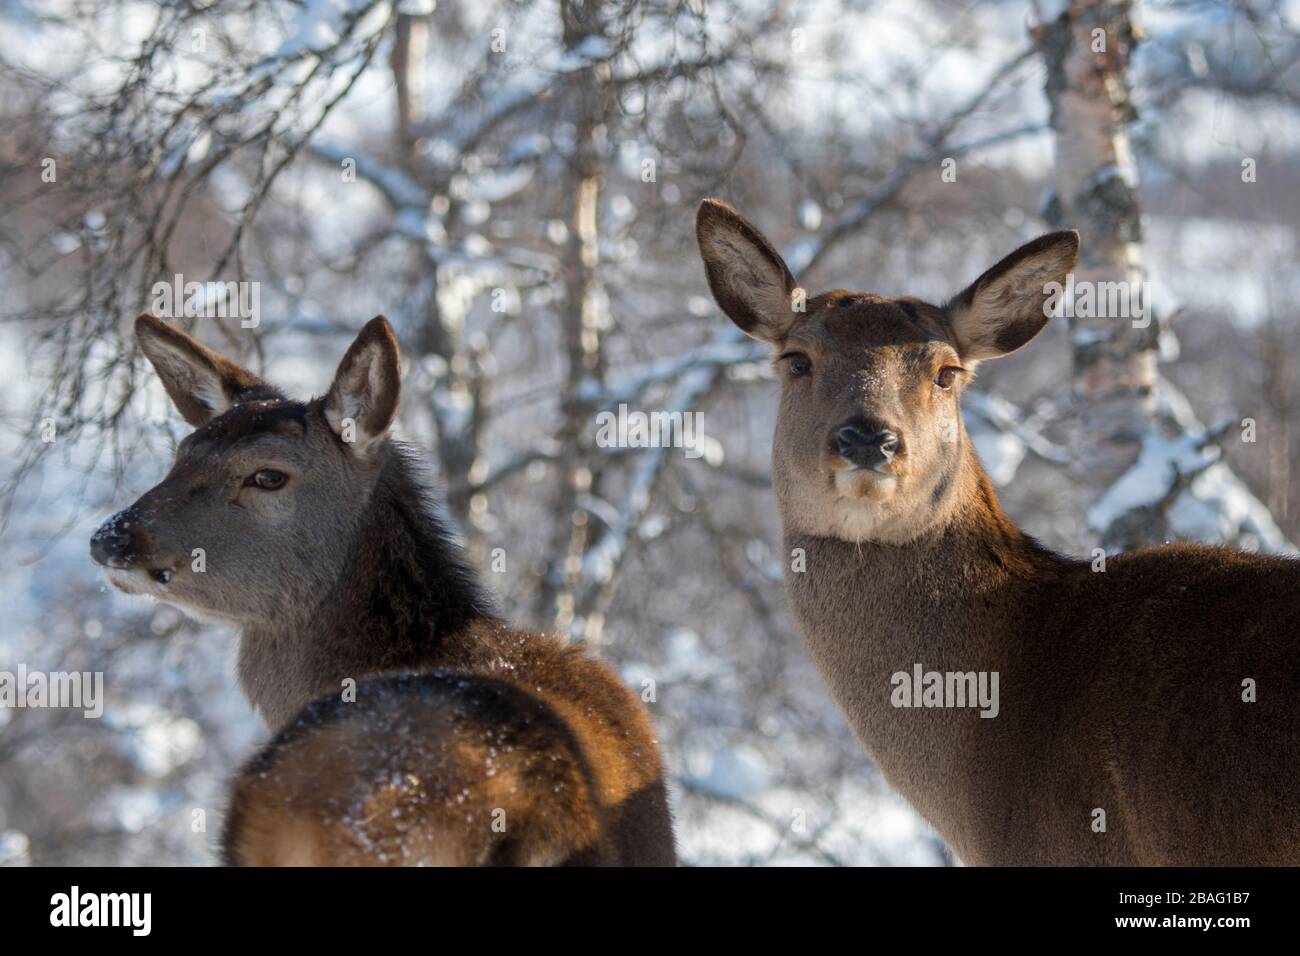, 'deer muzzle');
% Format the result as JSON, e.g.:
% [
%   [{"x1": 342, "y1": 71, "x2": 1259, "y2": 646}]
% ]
[
  {"x1": 90, "y1": 507, "x2": 178, "y2": 587},
  {"x1": 834, "y1": 425, "x2": 899, "y2": 472}
]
